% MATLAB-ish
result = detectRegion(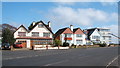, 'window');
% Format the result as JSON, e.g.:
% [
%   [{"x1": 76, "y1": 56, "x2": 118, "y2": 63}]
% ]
[
  {"x1": 103, "y1": 37, "x2": 105, "y2": 40},
  {"x1": 92, "y1": 36, "x2": 100, "y2": 40},
  {"x1": 32, "y1": 32, "x2": 39, "y2": 37},
  {"x1": 100, "y1": 29, "x2": 110, "y2": 32},
  {"x1": 43, "y1": 33, "x2": 50, "y2": 37},
  {"x1": 38, "y1": 24, "x2": 44, "y2": 28},
  {"x1": 109, "y1": 36, "x2": 111, "y2": 40},
  {"x1": 76, "y1": 40, "x2": 82, "y2": 44},
  {"x1": 76, "y1": 34, "x2": 82, "y2": 37},
  {"x1": 65, "y1": 34, "x2": 72, "y2": 37},
  {"x1": 18, "y1": 32, "x2": 26, "y2": 36}
]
